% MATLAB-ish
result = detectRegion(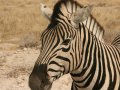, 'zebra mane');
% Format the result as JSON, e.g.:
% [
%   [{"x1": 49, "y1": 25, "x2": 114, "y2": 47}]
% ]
[
  {"x1": 51, "y1": 0, "x2": 81, "y2": 22},
  {"x1": 90, "y1": 15, "x2": 105, "y2": 33},
  {"x1": 87, "y1": 14, "x2": 105, "y2": 41},
  {"x1": 50, "y1": 0, "x2": 104, "y2": 41}
]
